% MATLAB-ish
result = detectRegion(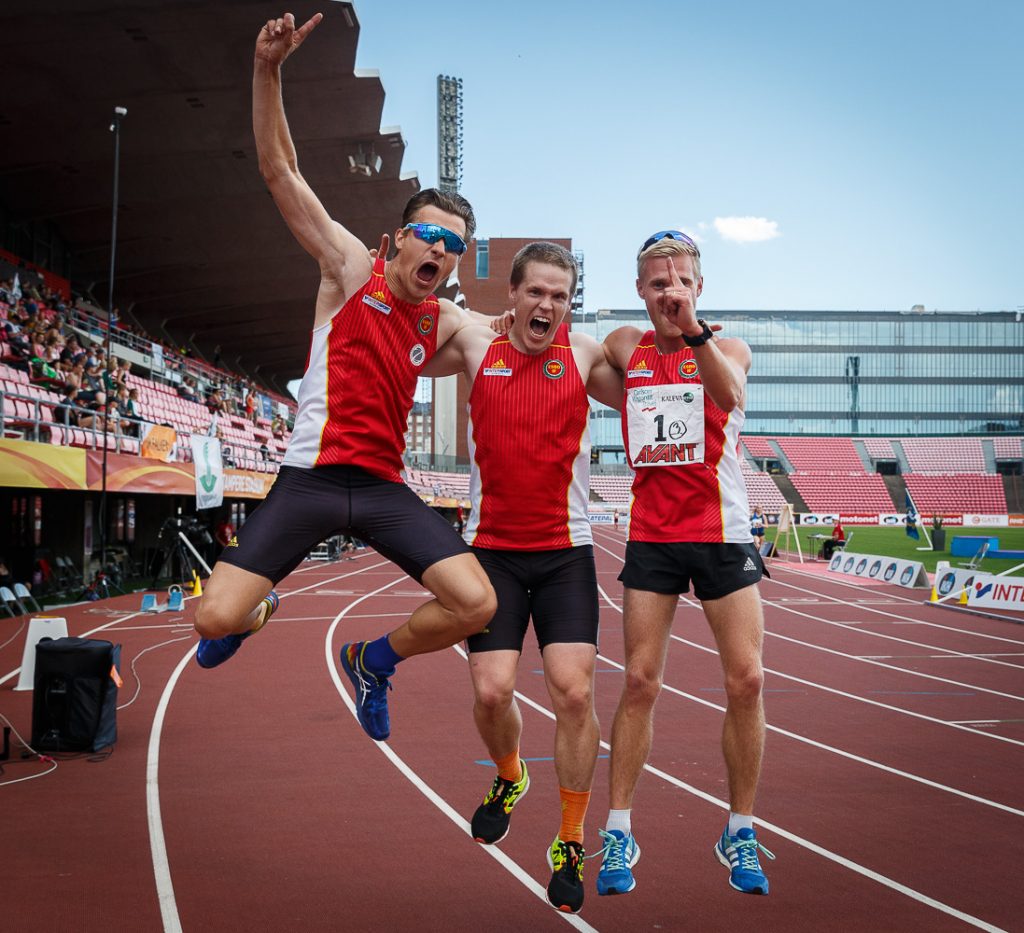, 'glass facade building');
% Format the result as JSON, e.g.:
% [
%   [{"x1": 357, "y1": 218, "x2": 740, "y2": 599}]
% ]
[{"x1": 574, "y1": 309, "x2": 1024, "y2": 457}]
